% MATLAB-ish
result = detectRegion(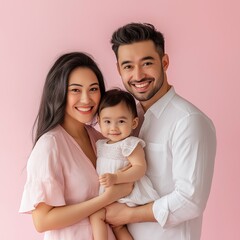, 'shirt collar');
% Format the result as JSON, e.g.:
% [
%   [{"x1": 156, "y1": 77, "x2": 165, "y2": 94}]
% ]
[{"x1": 145, "y1": 86, "x2": 176, "y2": 118}]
